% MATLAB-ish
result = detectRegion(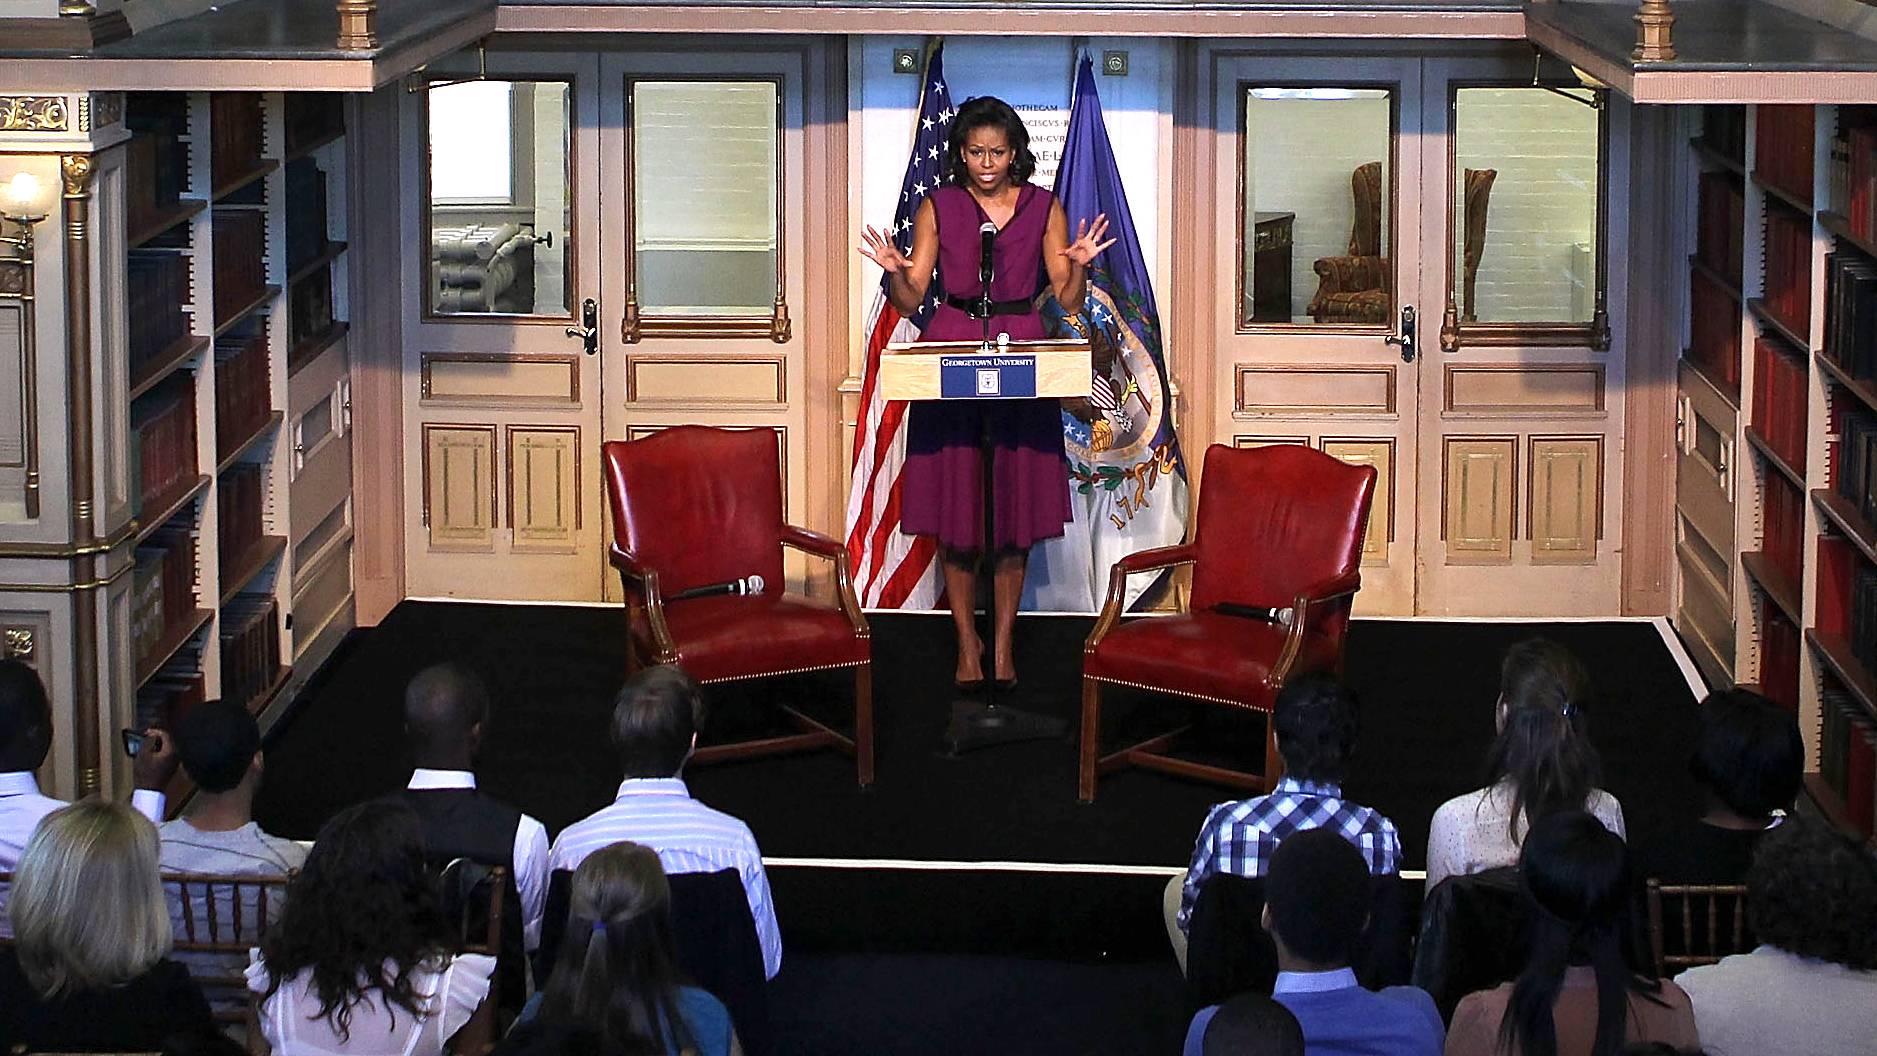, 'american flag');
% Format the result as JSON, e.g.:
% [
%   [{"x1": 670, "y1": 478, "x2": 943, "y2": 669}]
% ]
[{"x1": 843, "y1": 45, "x2": 953, "y2": 608}]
